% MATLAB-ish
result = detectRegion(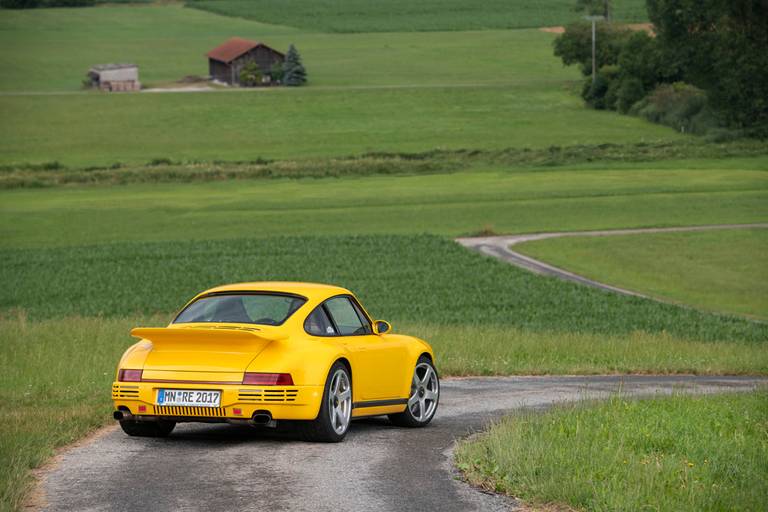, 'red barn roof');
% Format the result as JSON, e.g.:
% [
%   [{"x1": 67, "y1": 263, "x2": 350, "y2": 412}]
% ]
[{"x1": 206, "y1": 37, "x2": 284, "y2": 63}]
